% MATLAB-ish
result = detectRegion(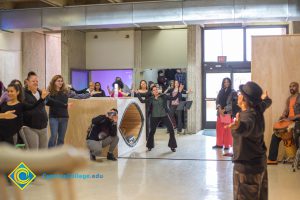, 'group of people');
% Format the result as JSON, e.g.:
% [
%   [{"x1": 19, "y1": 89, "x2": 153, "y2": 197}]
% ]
[
  {"x1": 3, "y1": 70, "x2": 297, "y2": 199},
  {"x1": 213, "y1": 77, "x2": 300, "y2": 199},
  {"x1": 0, "y1": 71, "x2": 191, "y2": 160},
  {"x1": 0, "y1": 73, "x2": 89, "y2": 149},
  {"x1": 87, "y1": 78, "x2": 190, "y2": 161}
]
